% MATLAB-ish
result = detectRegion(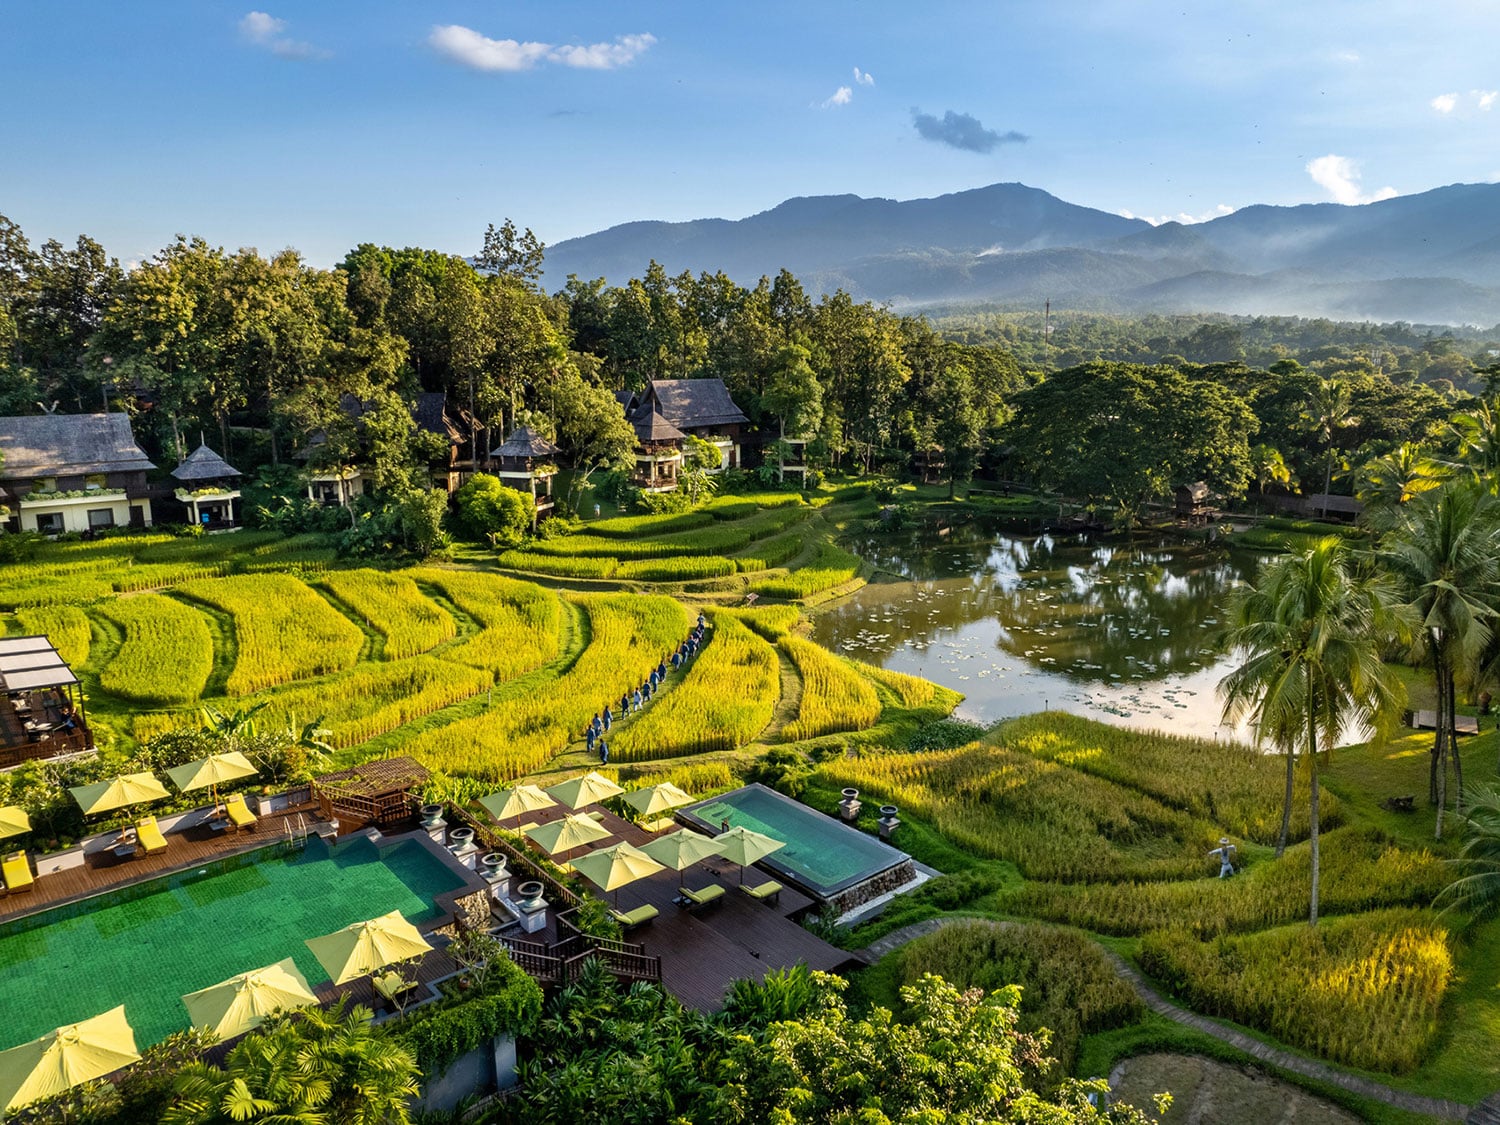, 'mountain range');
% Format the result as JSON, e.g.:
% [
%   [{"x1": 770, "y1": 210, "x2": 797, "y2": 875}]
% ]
[{"x1": 540, "y1": 182, "x2": 1500, "y2": 326}]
